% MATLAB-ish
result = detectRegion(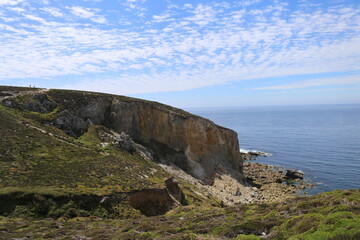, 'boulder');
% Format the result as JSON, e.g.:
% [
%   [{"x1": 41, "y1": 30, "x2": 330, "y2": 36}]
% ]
[{"x1": 286, "y1": 169, "x2": 304, "y2": 180}]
